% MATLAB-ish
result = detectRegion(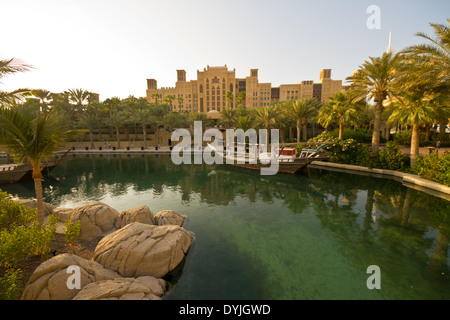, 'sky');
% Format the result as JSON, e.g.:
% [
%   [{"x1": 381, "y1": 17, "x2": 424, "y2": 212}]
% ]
[{"x1": 1, "y1": 0, "x2": 449, "y2": 101}]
